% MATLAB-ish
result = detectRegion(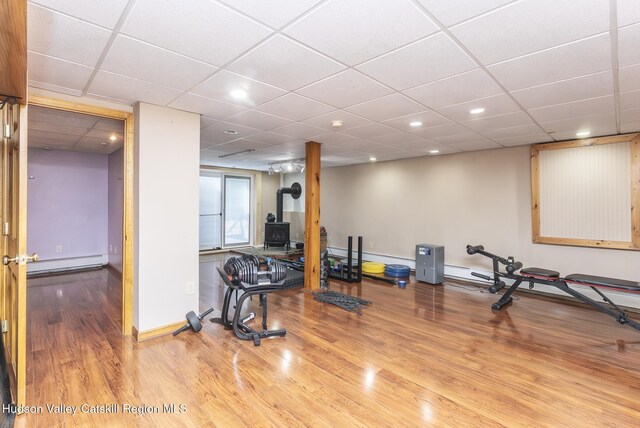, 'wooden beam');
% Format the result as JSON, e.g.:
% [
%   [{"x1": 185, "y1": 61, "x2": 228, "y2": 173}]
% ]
[
  {"x1": 304, "y1": 141, "x2": 321, "y2": 290},
  {"x1": 0, "y1": 0, "x2": 27, "y2": 104}
]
